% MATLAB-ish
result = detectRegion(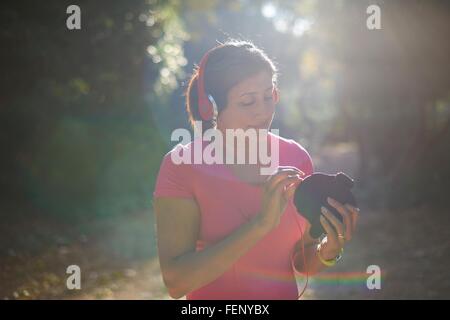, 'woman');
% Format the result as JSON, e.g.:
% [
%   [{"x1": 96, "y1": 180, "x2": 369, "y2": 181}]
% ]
[{"x1": 153, "y1": 39, "x2": 360, "y2": 300}]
